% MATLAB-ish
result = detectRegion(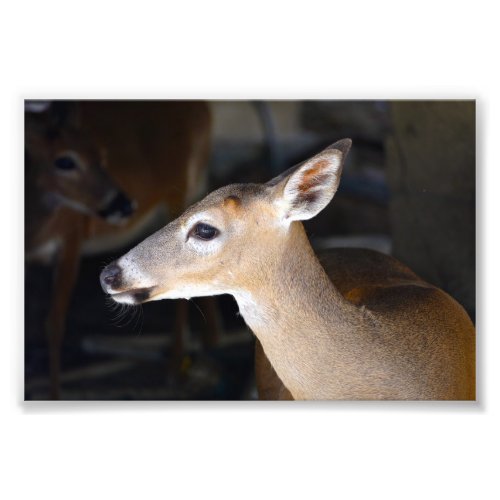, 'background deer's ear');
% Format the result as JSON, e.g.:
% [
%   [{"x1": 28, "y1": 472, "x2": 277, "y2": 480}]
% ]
[
  {"x1": 47, "y1": 101, "x2": 81, "y2": 133},
  {"x1": 269, "y1": 138, "x2": 352, "y2": 222},
  {"x1": 25, "y1": 101, "x2": 81, "y2": 145}
]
